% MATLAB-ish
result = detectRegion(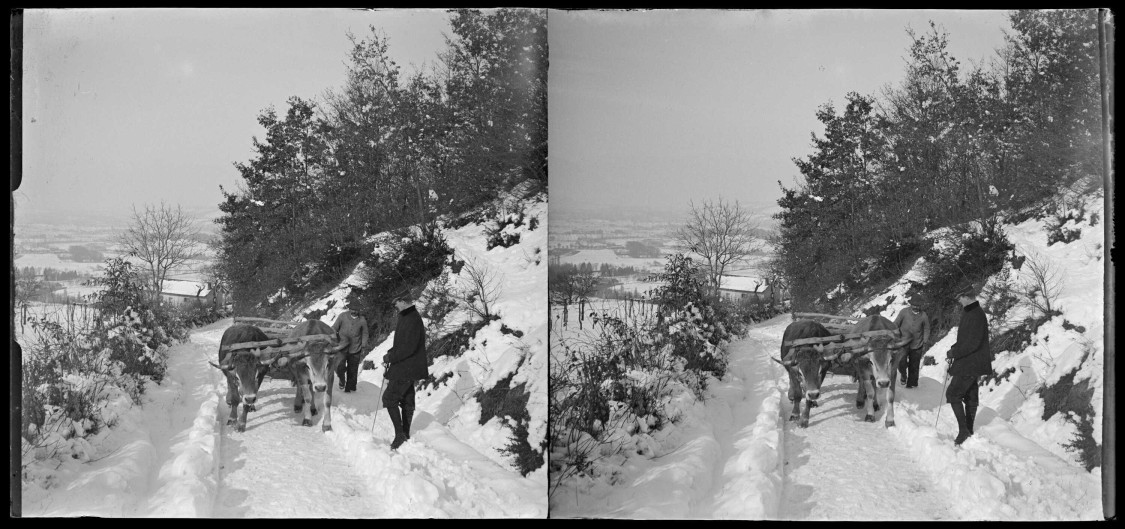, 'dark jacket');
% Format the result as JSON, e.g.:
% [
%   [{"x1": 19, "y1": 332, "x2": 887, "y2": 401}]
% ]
[
  {"x1": 383, "y1": 305, "x2": 428, "y2": 380},
  {"x1": 947, "y1": 301, "x2": 992, "y2": 377}
]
